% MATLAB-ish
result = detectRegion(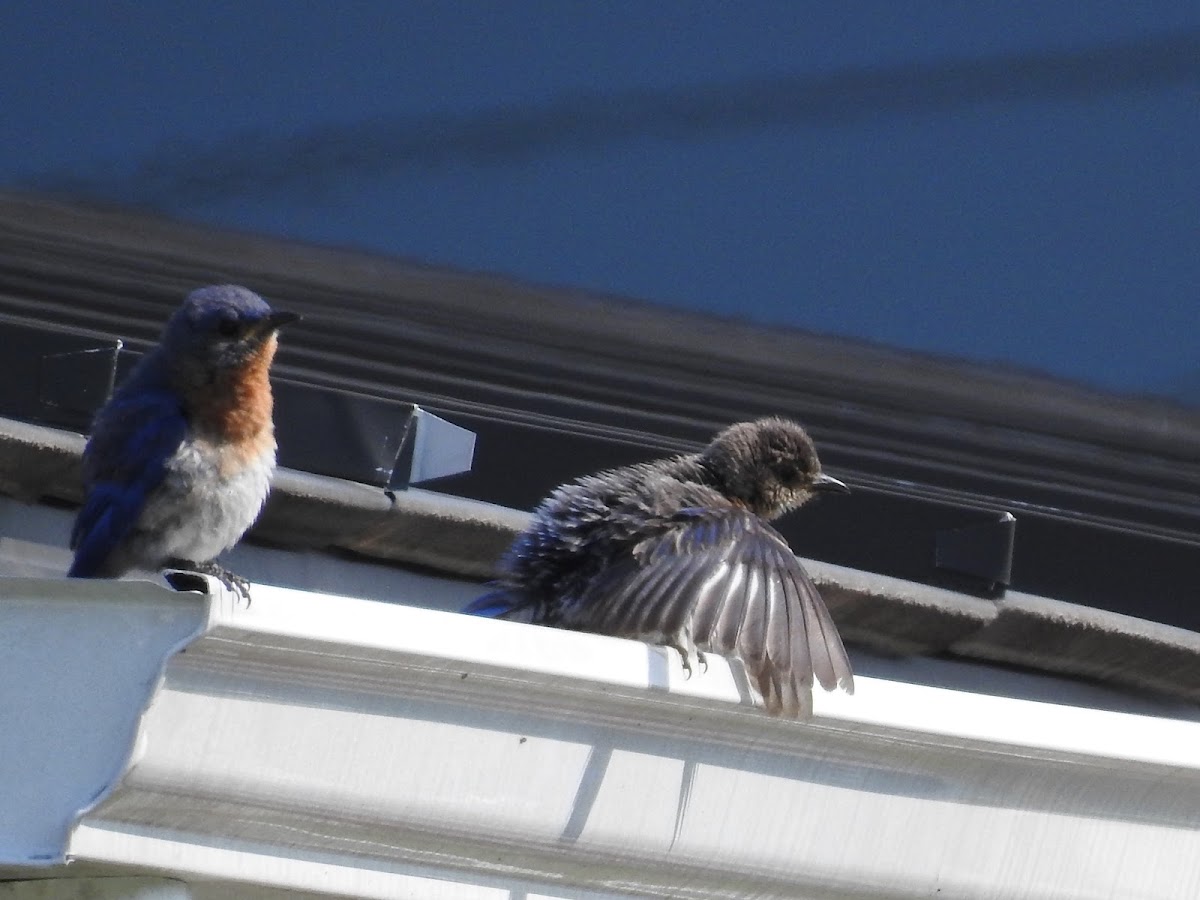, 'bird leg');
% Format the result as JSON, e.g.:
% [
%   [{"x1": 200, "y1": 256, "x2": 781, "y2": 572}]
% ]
[{"x1": 169, "y1": 558, "x2": 252, "y2": 606}]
